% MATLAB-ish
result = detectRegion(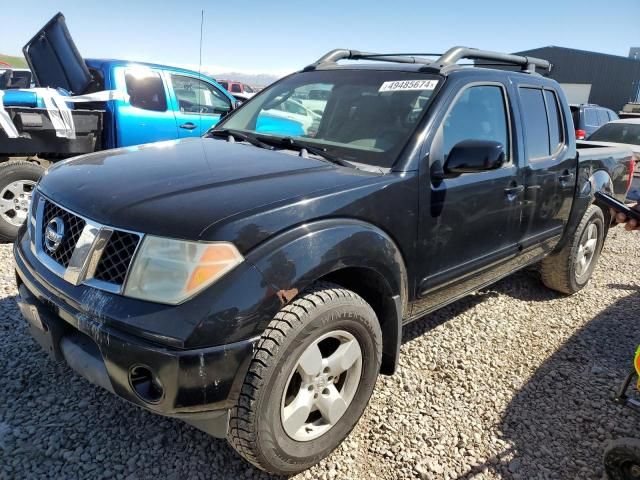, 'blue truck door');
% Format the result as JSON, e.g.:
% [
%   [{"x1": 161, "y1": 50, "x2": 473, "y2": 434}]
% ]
[
  {"x1": 113, "y1": 66, "x2": 179, "y2": 147},
  {"x1": 166, "y1": 73, "x2": 233, "y2": 137},
  {"x1": 416, "y1": 82, "x2": 524, "y2": 311}
]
